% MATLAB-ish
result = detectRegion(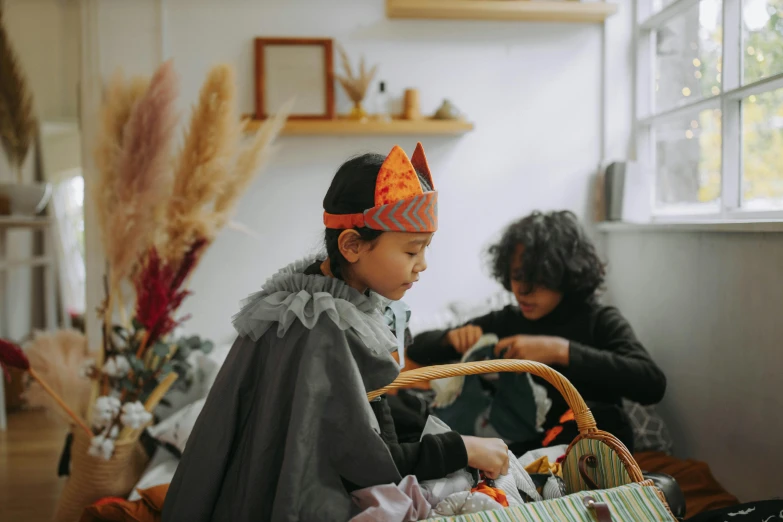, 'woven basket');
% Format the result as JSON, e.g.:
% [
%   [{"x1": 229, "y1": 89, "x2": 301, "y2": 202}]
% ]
[
  {"x1": 53, "y1": 428, "x2": 149, "y2": 522},
  {"x1": 369, "y1": 361, "x2": 673, "y2": 520},
  {"x1": 368, "y1": 360, "x2": 646, "y2": 489}
]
